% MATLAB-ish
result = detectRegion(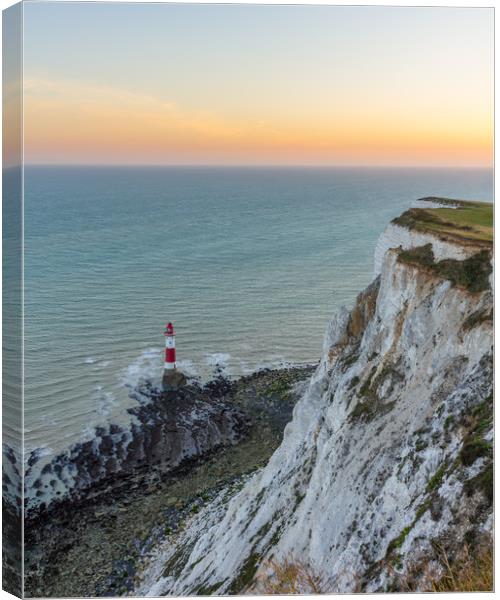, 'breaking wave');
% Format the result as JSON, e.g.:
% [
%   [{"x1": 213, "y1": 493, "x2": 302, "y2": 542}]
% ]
[{"x1": 119, "y1": 347, "x2": 163, "y2": 389}]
